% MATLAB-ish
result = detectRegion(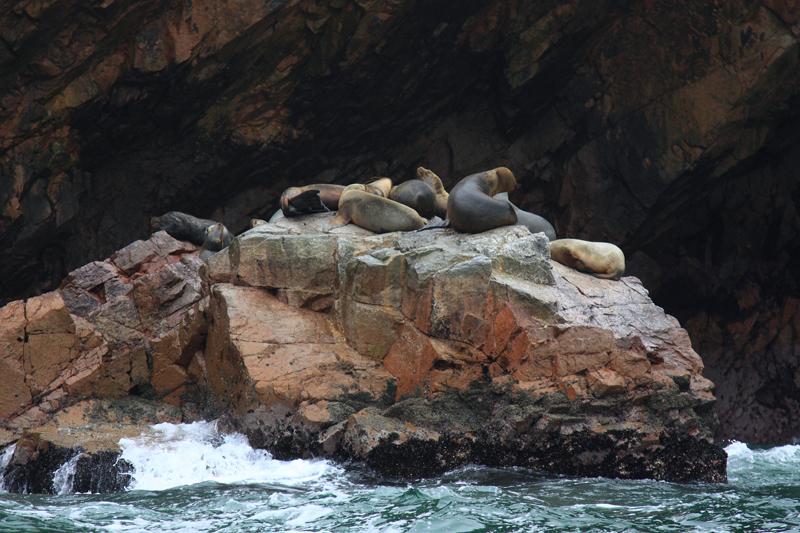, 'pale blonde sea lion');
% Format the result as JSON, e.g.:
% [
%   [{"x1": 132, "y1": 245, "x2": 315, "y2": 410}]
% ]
[
  {"x1": 365, "y1": 177, "x2": 393, "y2": 197},
  {"x1": 447, "y1": 167, "x2": 517, "y2": 233},
  {"x1": 329, "y1": 184, "x2": 427, "y2": 233},
  {"x1": 549, "y1": 239, "x2": 625, "y2": 279}
]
